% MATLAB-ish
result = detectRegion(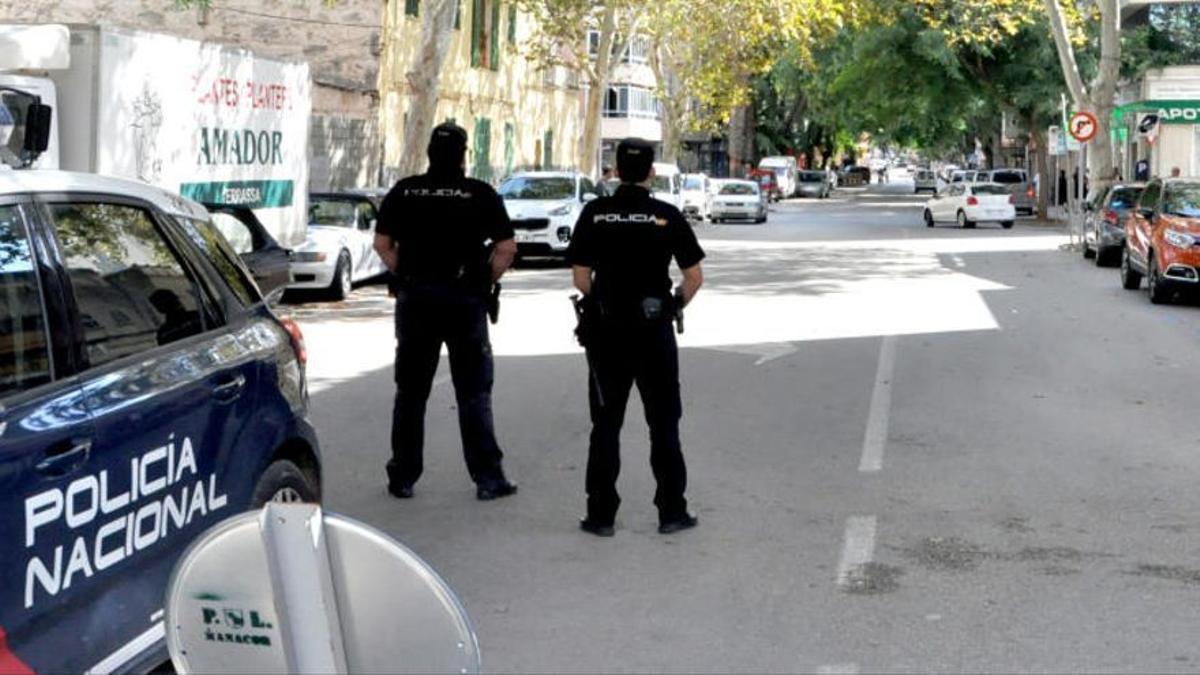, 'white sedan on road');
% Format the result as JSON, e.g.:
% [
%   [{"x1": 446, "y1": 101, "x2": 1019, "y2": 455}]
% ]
[
  {"x1": 923, "y1": 182, "x2": 1016, "y2": 229},
  {"x1": 710, "y1": 179, "x2": 768, "y2": 224},
  {"x1": 499, "y1": 171, "x2": 599, "y2": 257},
  {"x1": 289, "y1": 191, "x2": 389, "y2": 299}
]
